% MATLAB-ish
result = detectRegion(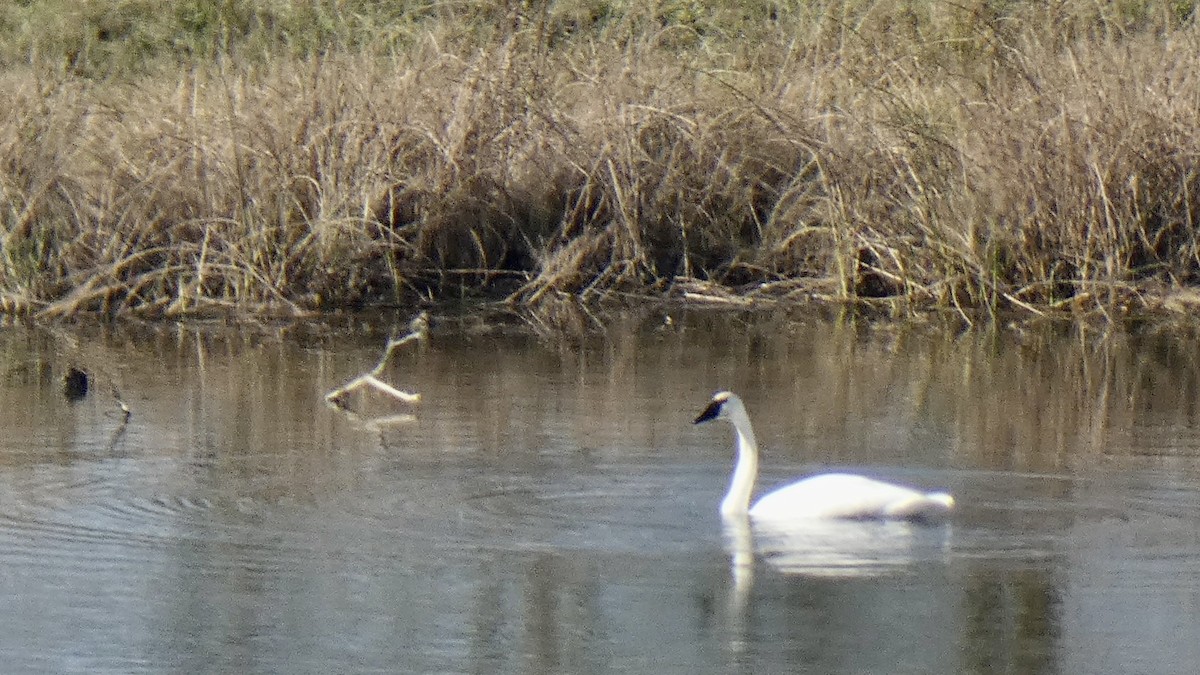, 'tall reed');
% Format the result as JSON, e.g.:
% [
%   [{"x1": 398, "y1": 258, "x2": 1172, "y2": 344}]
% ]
[{"x1": 1, "y1": 1, "x2": 1198, "y2": 319}]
